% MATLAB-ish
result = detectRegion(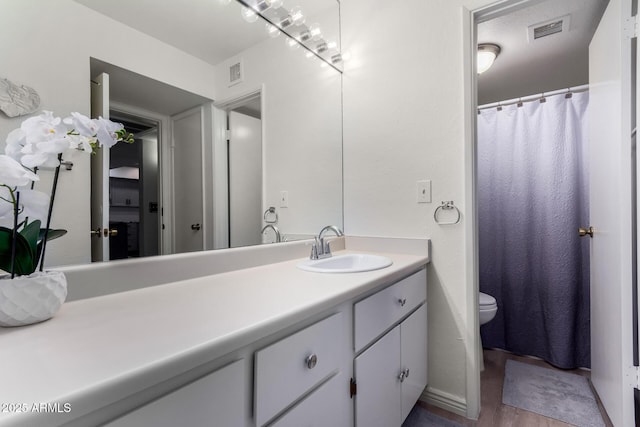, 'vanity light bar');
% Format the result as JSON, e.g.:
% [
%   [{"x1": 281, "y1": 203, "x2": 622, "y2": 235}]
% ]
[{"x1": 231, "y1": 0, "x2": 344, "y2": 72}]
